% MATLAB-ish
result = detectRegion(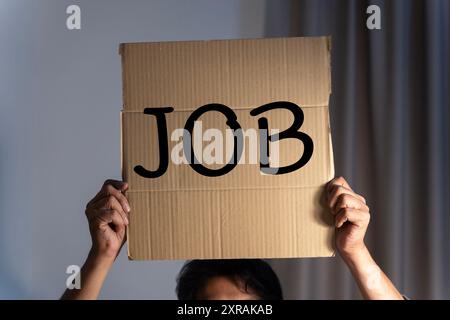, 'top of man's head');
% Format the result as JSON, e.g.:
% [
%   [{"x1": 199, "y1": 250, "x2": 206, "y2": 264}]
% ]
[{"x1": 176, "y1": 259, "x2": 283, "y2": 300}]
